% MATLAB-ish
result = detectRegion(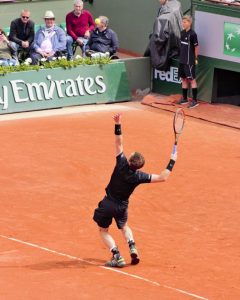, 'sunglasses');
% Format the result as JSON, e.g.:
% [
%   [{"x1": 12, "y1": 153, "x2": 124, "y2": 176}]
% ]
[
  {"x1": 22, "y1": 16, "x2": 29, "y2": 19},
  {"x1": 45, "y1": 18, "x2": 55, "y2": 21}
]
